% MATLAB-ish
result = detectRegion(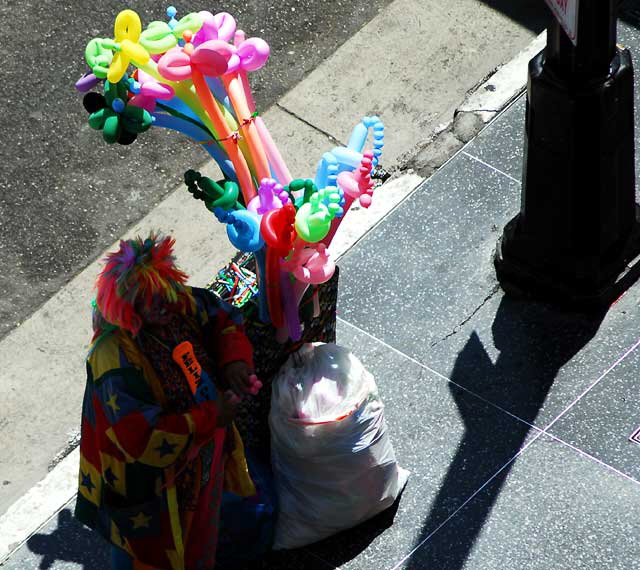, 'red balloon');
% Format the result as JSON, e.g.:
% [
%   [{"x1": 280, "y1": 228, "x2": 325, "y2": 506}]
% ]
[
  {"x1": 260, "y1": 202, "x2": 295, "y2": 329},
  {"x1": 260, "y1": 202, "x2": 295, "y2": 254},
  {"x1": 265, "y1": 247, "x2": 285, "y2": 328}
]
